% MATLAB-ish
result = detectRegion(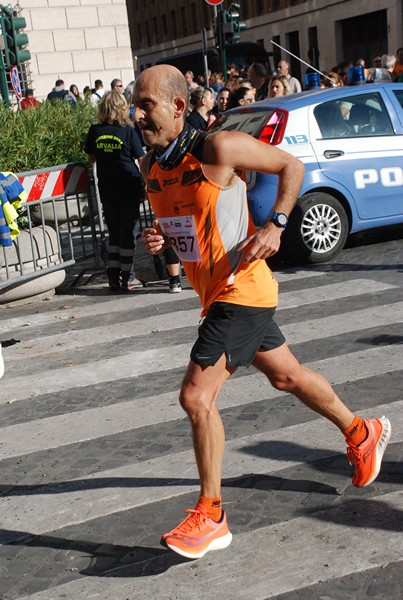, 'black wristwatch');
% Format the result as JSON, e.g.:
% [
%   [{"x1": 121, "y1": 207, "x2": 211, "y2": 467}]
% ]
[{"x1": 268, "y1": 212, "x2": 288, "y2": 229}]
